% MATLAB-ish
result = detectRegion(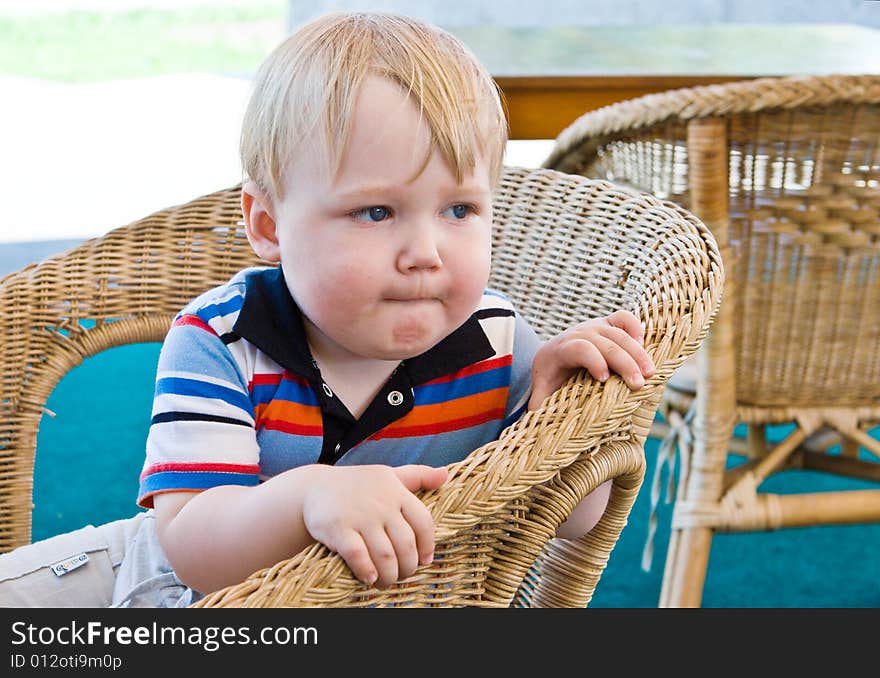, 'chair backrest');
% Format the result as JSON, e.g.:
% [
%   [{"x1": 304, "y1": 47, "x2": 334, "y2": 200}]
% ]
[
  {"x1": 490, "y1": 169, "x2": 708, "y2": 334},
  {"x1": 544, "y1": 74, "x2": 880, "y2": 410},
  {"x1": 0, "y1": 168, "x2": 722, "y2": 607}
]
